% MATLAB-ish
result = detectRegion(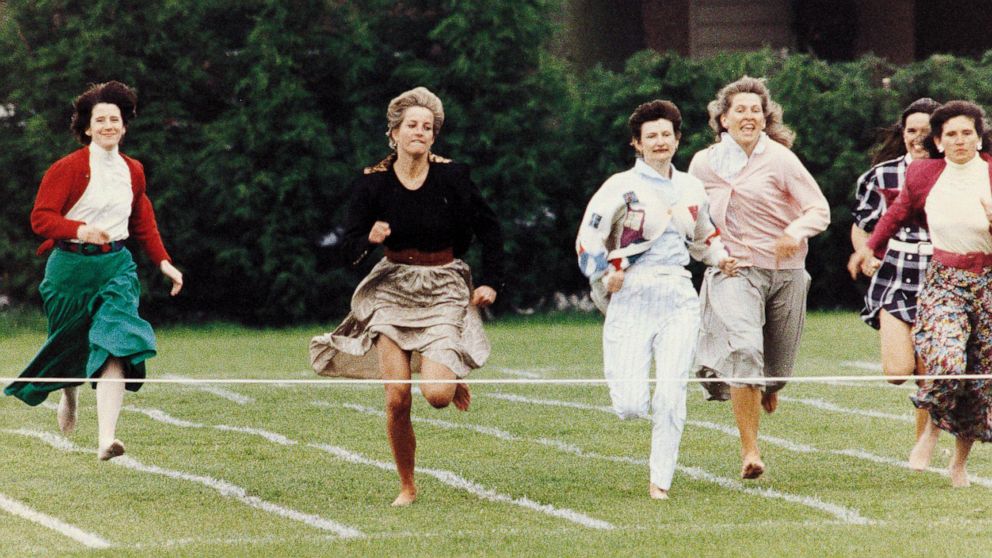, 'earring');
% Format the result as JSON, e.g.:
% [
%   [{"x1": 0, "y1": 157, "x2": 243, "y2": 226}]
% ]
[
  {"x1": 979, "y1": 142, "x2": 984, "y2": 151},
  {"x1": 937, "y1": 145, "x2": 944, "y2": 153}
]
